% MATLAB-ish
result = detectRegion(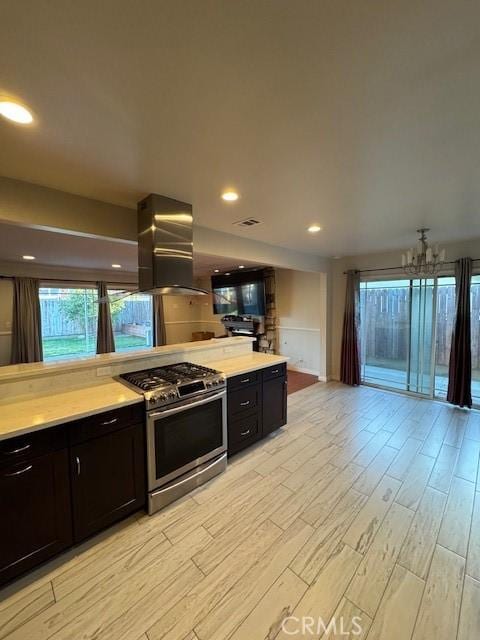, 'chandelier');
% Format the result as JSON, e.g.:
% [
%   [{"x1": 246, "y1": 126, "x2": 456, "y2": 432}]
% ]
[{"x1": 402, "y1": 228, "x2": 446, "y2": 277}]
